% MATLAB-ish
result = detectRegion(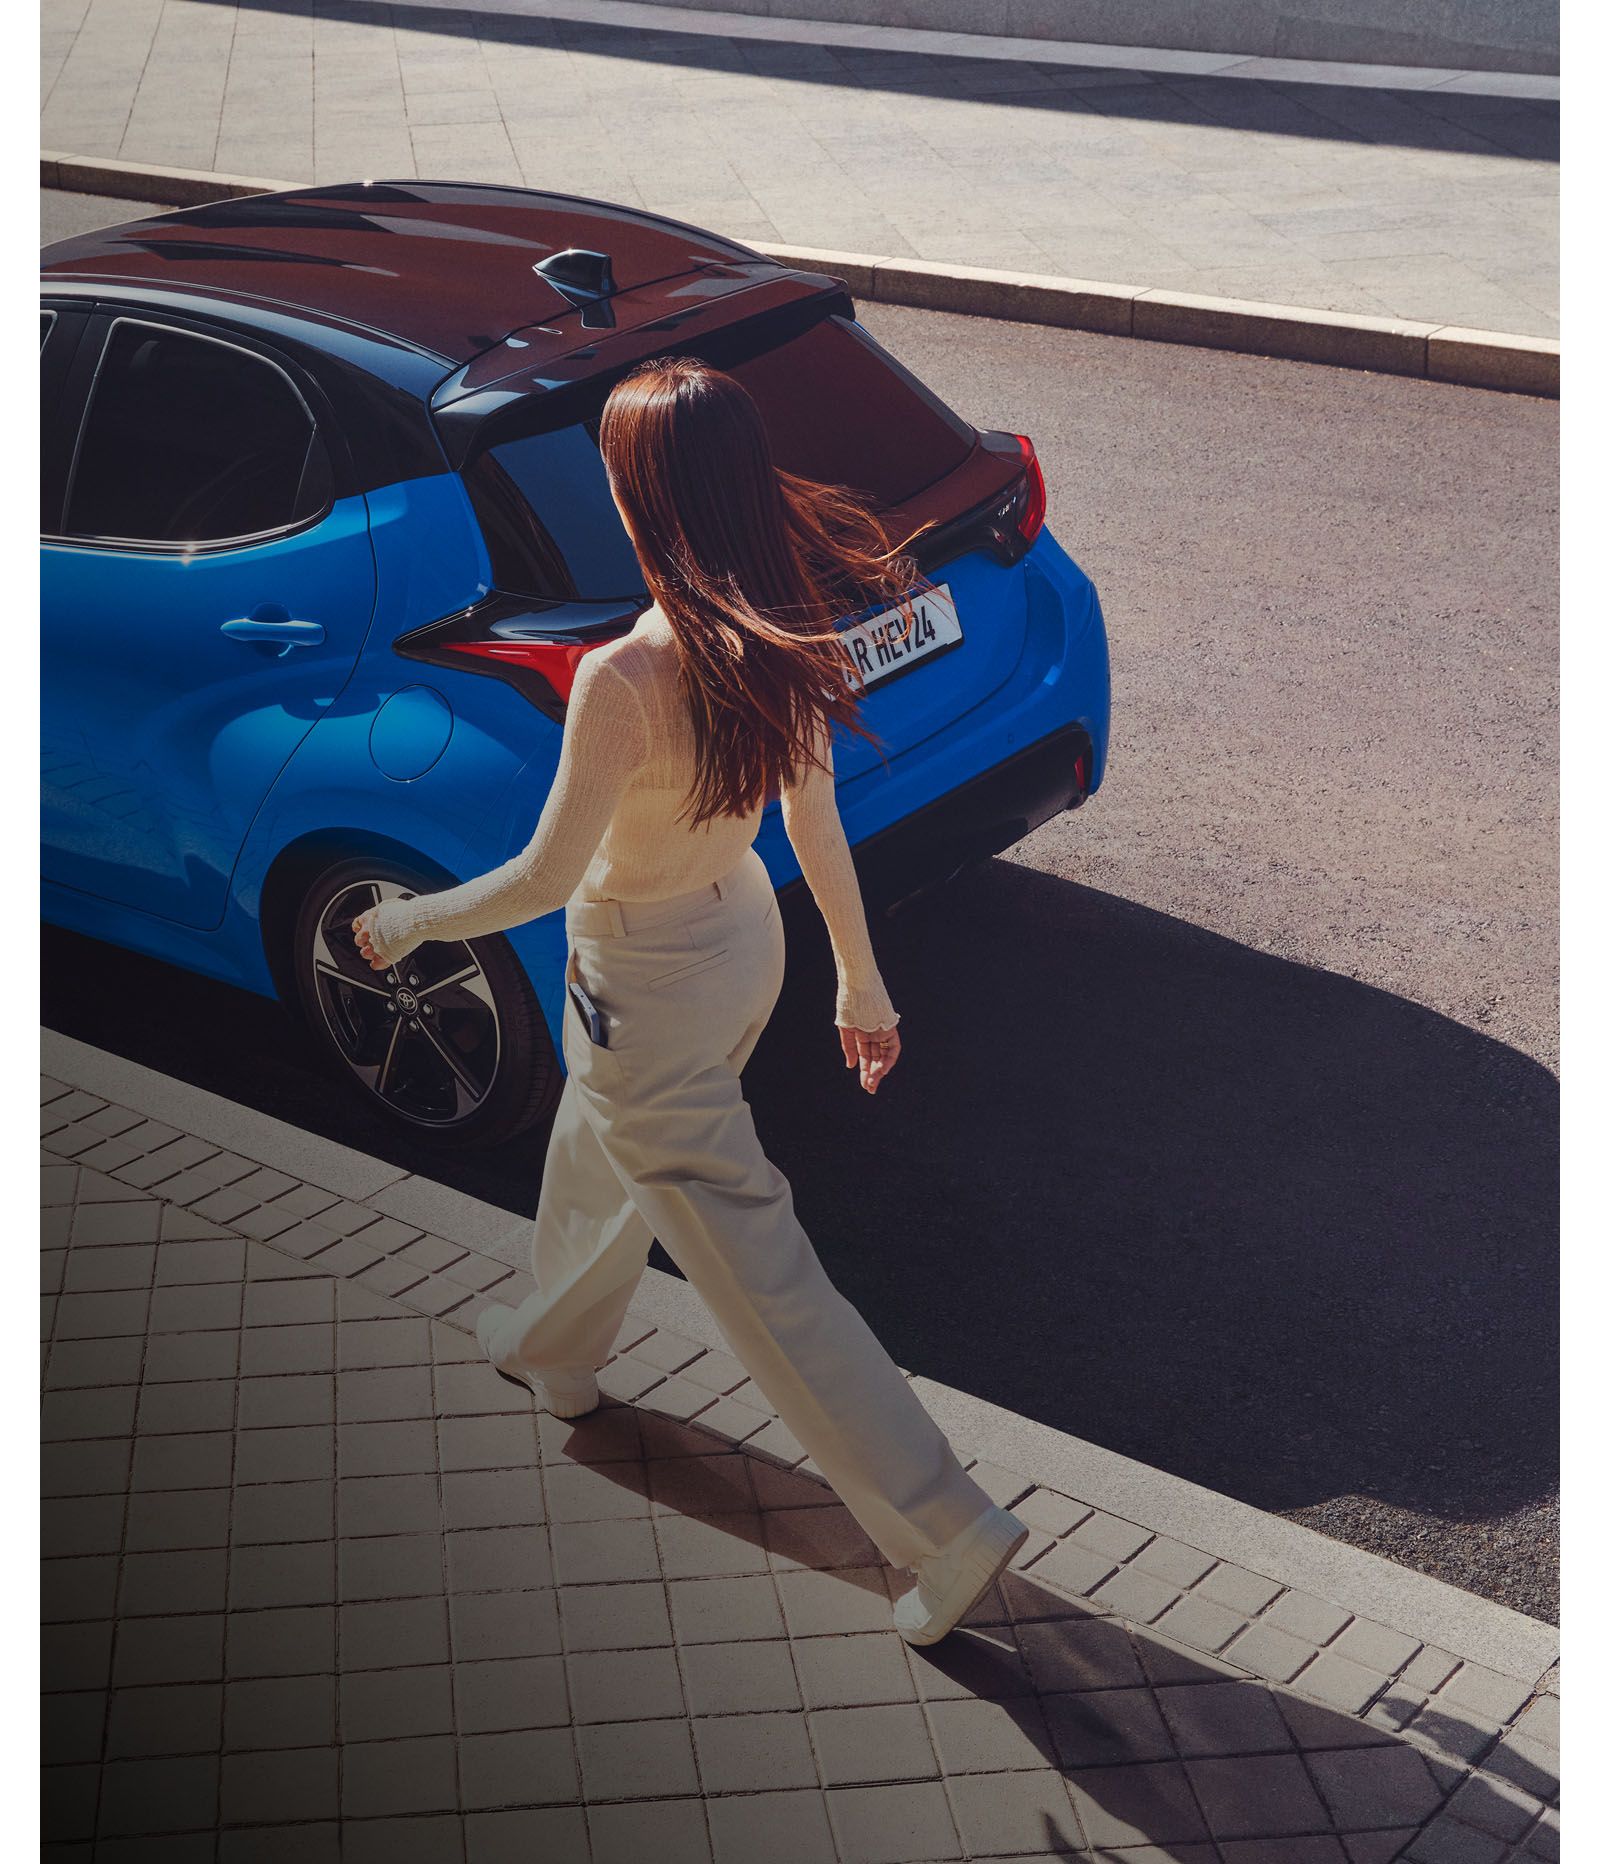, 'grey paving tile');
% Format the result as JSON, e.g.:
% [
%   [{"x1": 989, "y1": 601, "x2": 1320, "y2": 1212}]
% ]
[
  {"x1": 224, "y1": 1605, "x2": 336, "y2": 1679},
  {"x1": 543, "y1": 1460, "x2": 651, "y2": 1524},
  {"x1": 119, "y1": 1548, "x2": 227, "y2": 1617},
  {"x1": 115, "y1": 1614, "x2": 226, "y2": 1687},
  {"x1": 776, "y1": 1566, "x2": 894, "y2": 1639},
  {"x1": 123, "y1": 1483, "x2": 227, "y2": 1558},
  {"x1": 339, "y1": 1596, "x2": 451, "y2": 1672},
  {"x1": 44, "y1": 1619, "x2": 115, "y2": 1692},
  {"x1": 681, "y1": 1638, "x2": 802, "y2": 1716},
  {"x1": 129, "y1": 1431, "x2": 233, "y2": 1492},
  {"x1": 826, "y1": 1779, "x2": 962, "y2": 1862},
  {"x1": 141, "y1": 1331, "x2": 239, "y2": 1384},
  {"x1": 41, "y1": 1687, "x2": 106, "y2": 1765},
  {"x1": 1305, "y1": 1743, "x2": 1448, "y2": 1826},
  {"x1": 46, "y1": 1337, "x2": 147, "y2": 1388},
  {"x1": 1224, "y1": 1621, "x2": 1319, "y2": 1684},
  {"x1": 42, "y1": 1554, "x2": 119, "y2": 1623},
  {"x1": 237, "y1": 1373, "x2": 332, "y2": 1430},
  {"x1": 42, "y1": 1495, "x2": 127, "y2": 1558},
  {"x1": 104, "y1": 1682, "x2": 223, "y2": 1758},
  {"x1": 229, "y1": 1541, "x2": 337, "y2": 1610},
  {"x1": 341, "y1": 1473, "x2": 444, "y2": 1539},
  {"x1": 341, "y1": 1317, "x2": 435, "y2": 1370},
  {"x1": 438, "y1": 1412, "x2": 540, "y2": 1472},
  {"x1": 231, "y1": 1478, "x2": 335, "y2": 1546},
  {"x1": 97, "y1": 1752, "x2": 221, "y2": 1835},
  {"x1": 442, "y1": 1468, "x2": 545, "y2": 1531},
  {"x1": 64, "y1": 1245, "x2": 155, "y2": 1292},
  {"x1": 234, "y1": 1423, "x2": 334, "y2": 1485},
  {"x1": 219, "y1": 1743, "x2": 339, "y2": 1823},
  {"x1": 765, "y1": 1502, "x2": 883, "y2": 1573},
  {"x1": 454, "y1": 1654, "x2": 571, "y2": 1734},
  {"x1": 339, "y1": 1418, "x2": 437, "y2": 1478},
  {"x1": 464, "y1": 1804, "x2": 592, "y2": 1862},
  {"x1": 1018, "y1": 1617, "x2": 1146, "y2": 1695},
  {"x1": 589, "y1": 1796, "x2": 710, "y2": 1863},
  {"x1": 340, "y1": 1663, "x2": 455, "y2": 1741},
  {"x1": 136, "y1": 1380, "x2": 236, "y2": 1435},
  {"x1": 450, "y1": 1587, "x2": 562, "y2": 1664},
  {"x1": 43, "y1": 1383, "x2": 139, "y2": 1441},
  {"x1": 243, "y1": 1277, "x2": 335, "y2": 1326},
  {"x1": 551, "y1": 1515, "x2": 661, "y2": 1587},
  {"x1": 238, "y1": 1323, "x2": 334, "y2": 1378},
  {"x1": 1259, "y1": 1590, "x2": 1355, "y2": 1647},
  {"x1": 459, "y1": 1726, "x2": 580, "y2": 1811},
  {"x1": 1194, "y1": 1564, "x2": 1283, "y2": 1616},
  {"x1": 668, "y1": 1573, "x2": 786, "y2": 1644},
  {"x1": 42, "y1": 1438, "x2": 134, "y2": 1498},
  {"x1": 447, "y1": 1524, "x2": 553, "y2": 1593},
  {"x1": 1293, "y1": 1649, "x2": 1390, "y2": 1714},
  {"x1": 1091, "y1": 1566, "x2": 1185, "y2": 1624},
  {"x1": 1439, "y1": 1663, "x2": 1536, "y2": 1725},
  {"x1": 223, "y1": 1674, "x2": 337, "y2": 1752},
  {"x1": 577, "y1": 1714, "x2": 698, "y2": 1800},
  {"x1": 568, "y1": 1645, "x2": 686, "y2": 1724},
  {"x1": 339, "y1": 1531, "x2": 446, "y2": 1602},
  {"x1": 794, "y1": 1631, "x2": 917, "y2": 1711},
  {"x1": 1063, "y1": 1759, "x2": 1210, "y2": 1847}
]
